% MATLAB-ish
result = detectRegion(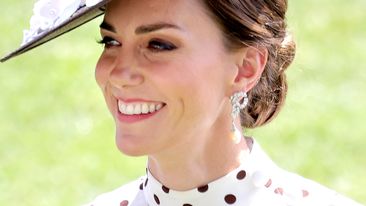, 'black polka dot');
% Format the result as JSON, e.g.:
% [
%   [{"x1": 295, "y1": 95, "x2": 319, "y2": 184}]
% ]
[
  {"x1": 139, "y1": 183, "x2": 143, "y2": 190},
  {"x1": 154, "y1": 194, "x2": 160, "y2": 205},
  {"x1": 162, "y1": 185, "x2": 170, "y2": 193},
  {"x1": 224, "y1": 194, "x2": 236, "y2": 204},
  {"x1": 197, "y1": 185, "x2": 209, "y2": 193},
  {"x1": 120, "y1": 200, "x2": 129, "y2": 206},
  {"x1": 265, "y1": 179, "x2": 272, "y2": 188},
  {"x1": 182, "y1": 204, "x2": 192, "y2": 206},
  {"x1": 236, "y1": 170, "x2": 246, "y2": 180},
  {"x1": 144, "y1": 178, "x2": 148, "y2": 187},
  {"x1": 274, "y1": 187, "x2": 284, "y2": 195}
]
